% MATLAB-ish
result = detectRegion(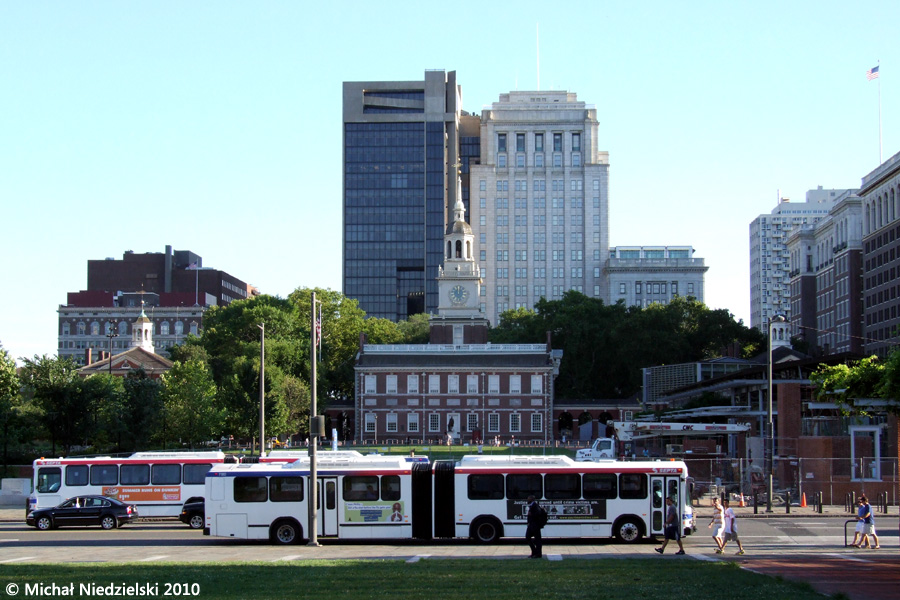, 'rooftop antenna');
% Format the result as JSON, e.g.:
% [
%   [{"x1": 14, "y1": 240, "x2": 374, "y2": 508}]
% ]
[{"x1": 536, "y1": 23, "x2": 540, "y2": 91}]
